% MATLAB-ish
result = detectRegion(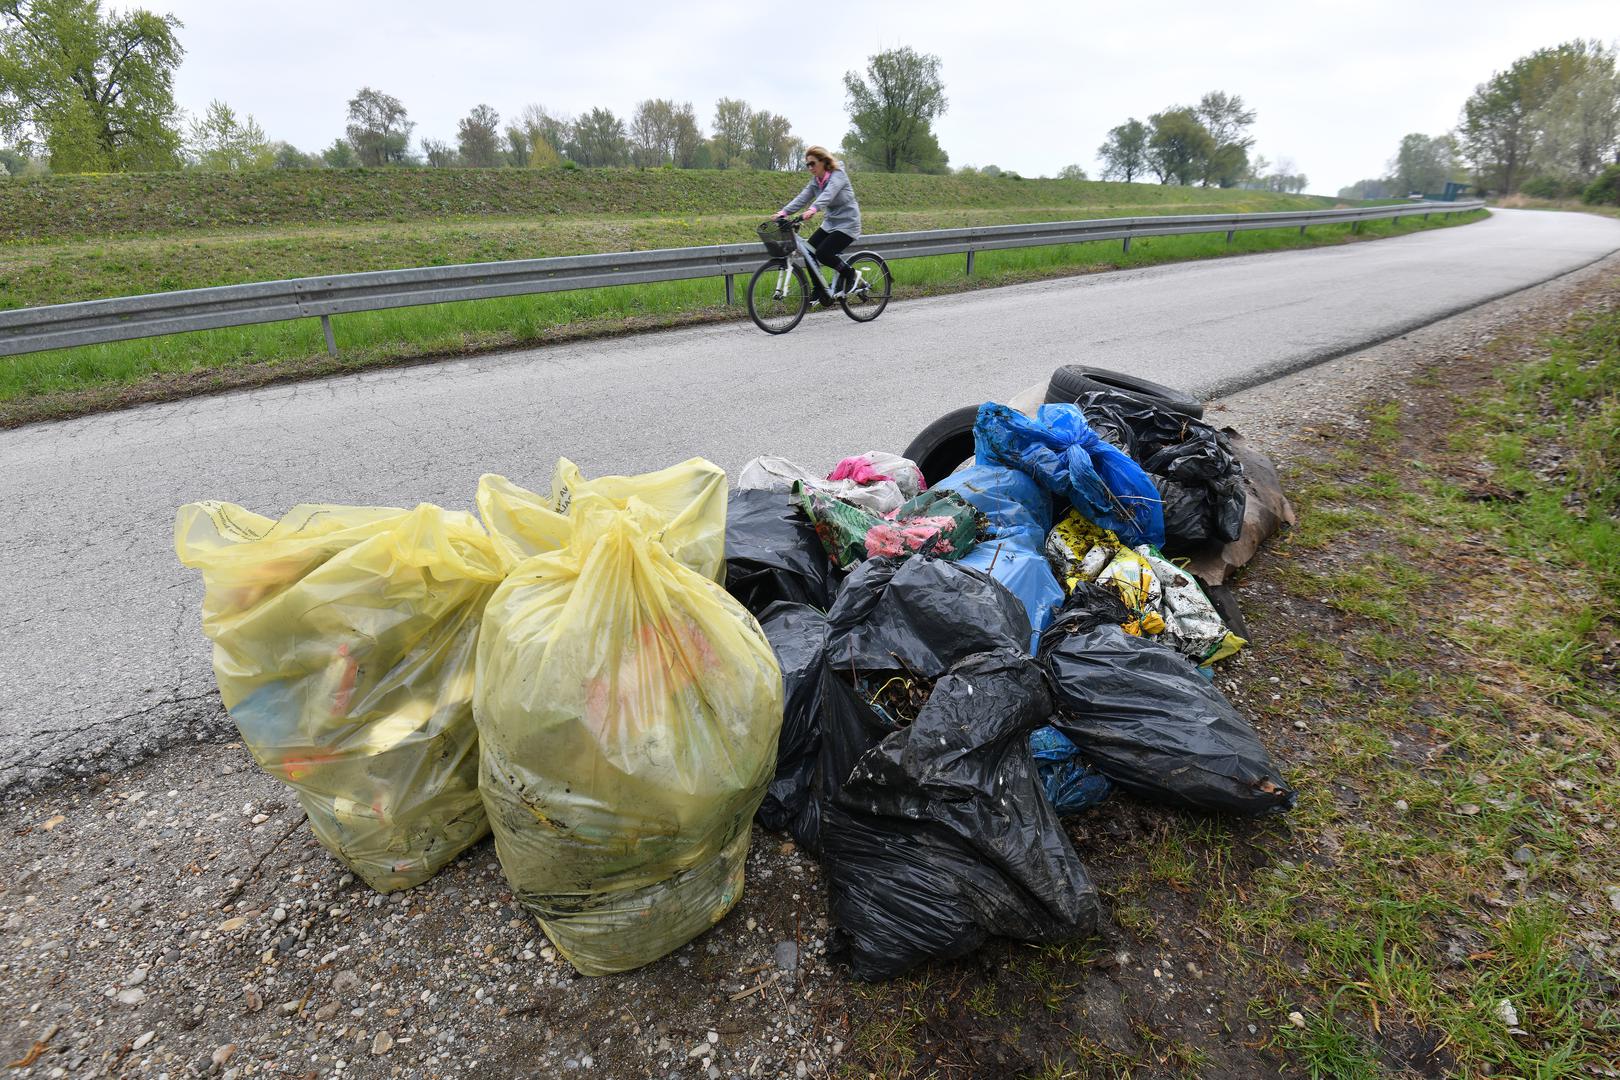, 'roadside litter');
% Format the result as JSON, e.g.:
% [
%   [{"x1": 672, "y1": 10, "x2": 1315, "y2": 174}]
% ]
[
  {"x1": 473, "y1": 461, "x2": 782, "y2": 976},
  {"x1": 175, "y1": 385, "x2": 1295, "y2": 981},
  {"x1": 739, "y1": 450, "x2": 924, "y2": 515},
  {"x1": 974, "y1": 402, "x2": 1165, "y2": 548},
  {"x1": 175, "y1": 501, "x2": 500, "y2": 893},
  {"x1": 794, "y1": 485, "x2": 985, "y2": 568}
]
